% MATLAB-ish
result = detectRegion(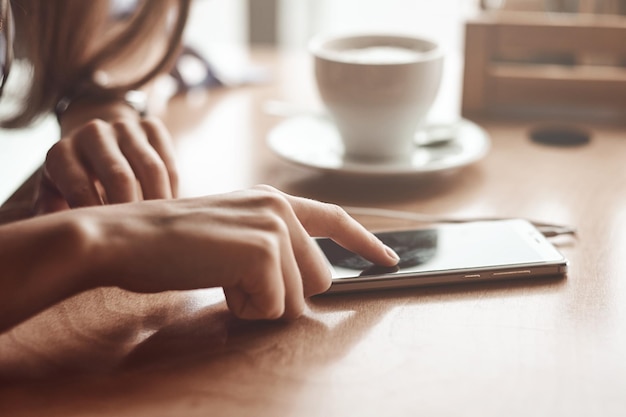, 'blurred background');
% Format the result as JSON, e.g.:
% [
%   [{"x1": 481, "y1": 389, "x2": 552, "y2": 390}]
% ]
[
  {"x1": 185, "y1": 0, "x2": 625, "y2": 50},
  {"x1": 183, "y1": 0, "x2": 625, "y2": 120},
  {"x1": 183, "y1": 0, "x2": 484, "y2": 128},
  {"x1": 186, "y1": 0, "x2": 478, "y2": 53},
  {"x1": 2, "y1": 0, "x2": 624, "y2": 203}
]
